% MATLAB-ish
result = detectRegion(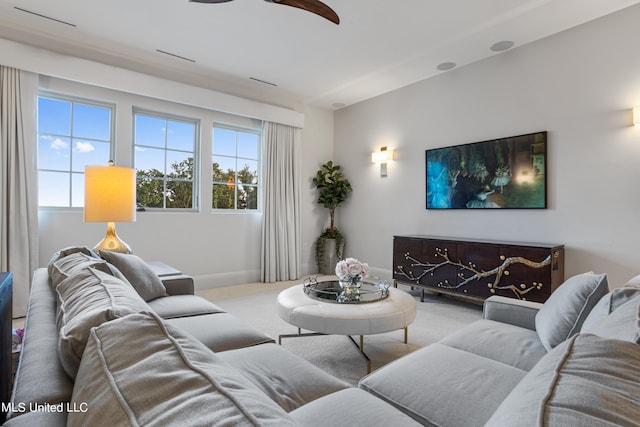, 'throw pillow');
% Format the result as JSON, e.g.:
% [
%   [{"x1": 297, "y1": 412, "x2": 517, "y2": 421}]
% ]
[
  {"x1": 581, "y1": 286, "x2": 640, "y2": 333},
  {"x1": 624, "y1": 273, "x2": 640, "y2": 287},
  {"x1": 48, "y1": 252, "x2": 116, "y2": 290},
  {"x1": 48, "y1": 246, "x2": 98, "y2": 266},
  {"x1": 99, "y1": 251, "x2": 167, "y2": 301},
  {"x1": 535, "y1": 272, "x2": 608, "y2": 351},
  {"x1": 485, "y1": 333, "x2": 640, "y2": 426},
  {"x1": 588, "y1": 297, "x2": 640, "y2": 343},
  {"x1": 69, "y1": 311, "x2": 294, "y2": 427},
  {"x1": 57, "y1": 268, "x2": 151, "y2": 379}
]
